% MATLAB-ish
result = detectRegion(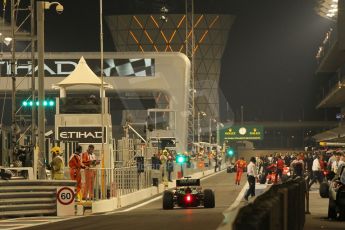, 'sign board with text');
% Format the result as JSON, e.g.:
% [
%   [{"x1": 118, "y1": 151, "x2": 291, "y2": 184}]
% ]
[
  {"x1": 57, "y1": 126, "x2": 107, "y2": 144},
  {"x1": 219, "y1": 125, "x2": 264, "y2": 142},
  {"x1": 56, "y1": 186, "x2": 75, "y2": 216}
]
